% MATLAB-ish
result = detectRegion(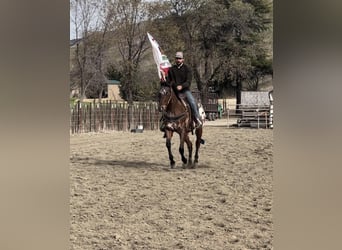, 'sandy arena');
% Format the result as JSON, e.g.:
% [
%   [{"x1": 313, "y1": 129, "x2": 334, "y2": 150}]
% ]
[{"x1": 70, "y1": 119, "x2": 273, "y2": 249}]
